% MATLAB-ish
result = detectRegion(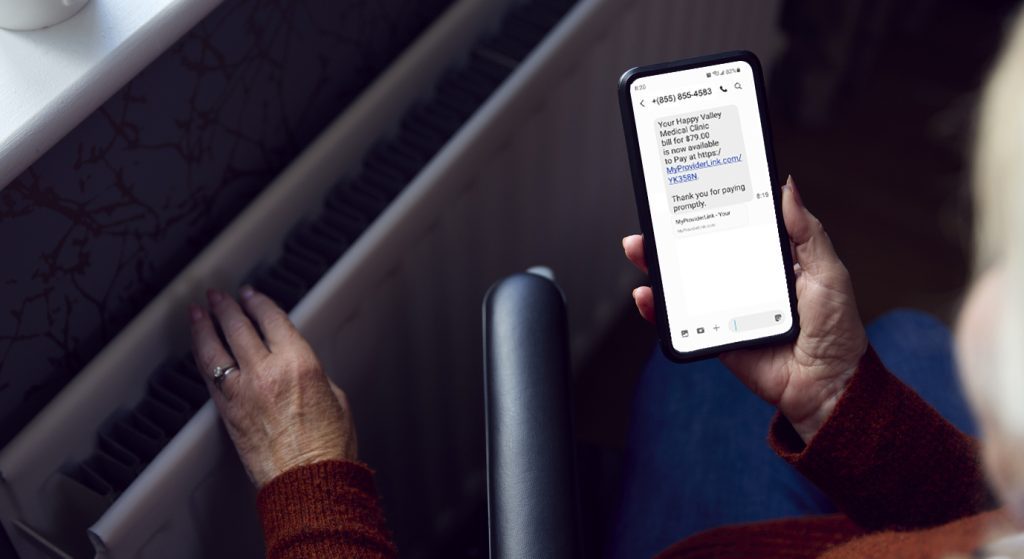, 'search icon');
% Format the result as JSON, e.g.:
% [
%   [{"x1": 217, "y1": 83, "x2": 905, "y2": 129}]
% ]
[{"x1": 734, "y1": 82, "x2": 742, "y2": 90}]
